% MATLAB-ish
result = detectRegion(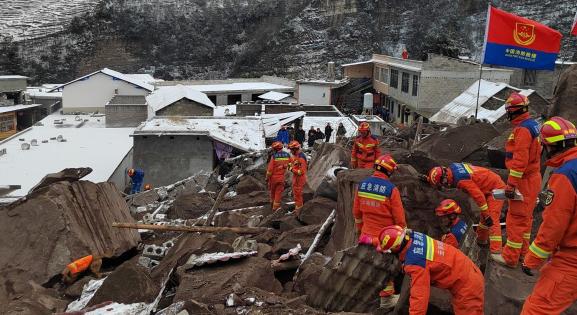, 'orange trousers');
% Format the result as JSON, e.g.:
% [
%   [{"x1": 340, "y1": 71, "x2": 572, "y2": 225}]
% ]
[
  {"x1": 450, "y1": 265, "x2": 485, "y2": 315},
  {"x1": 477, "y1": 195, "x2": 504, "y2": 253},
  {"x1": 269, "y1": 179, "x2": 285, "y2": 210},
  {"x1": 292, "y1": 177, "x2": 306, "y2": 209},
  {"x1": 357, "y1": 160, "x2": 374, "y2": 169},
  {"x1": 521, "y1": 257, "x2": 577, "y2": 315},
  {"x1": 502, "y1": 172, "x2": 541, "y2": 265}
]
